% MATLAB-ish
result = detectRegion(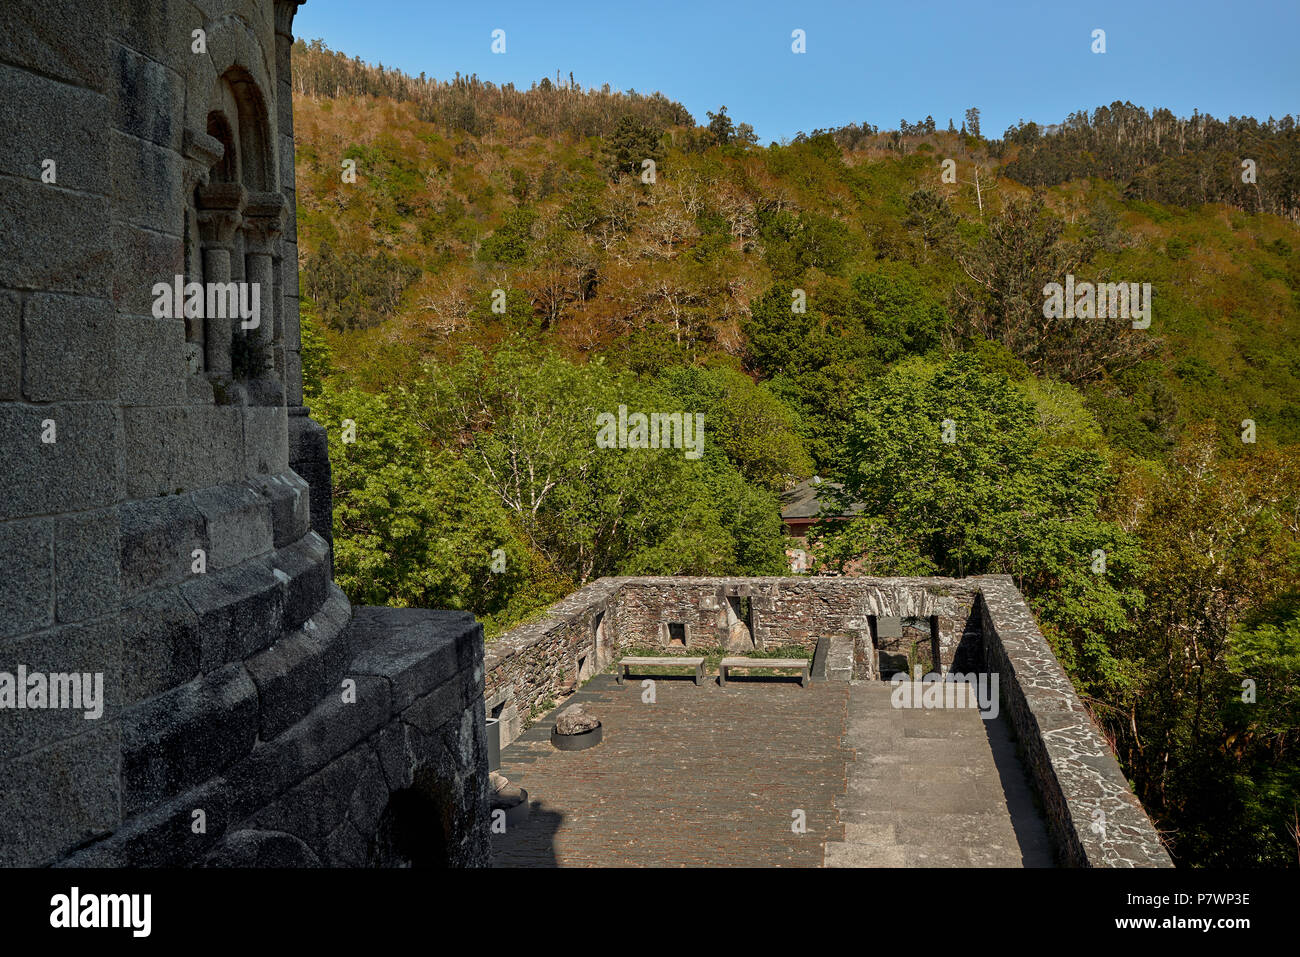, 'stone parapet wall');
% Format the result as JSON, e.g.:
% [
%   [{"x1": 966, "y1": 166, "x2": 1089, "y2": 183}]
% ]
[
  {"x1": 484, "y1": 579, "x2": 624, "y2": 747},
  {"x1": 977, "y1": 576, "x2": 1172, "y2": 867}
]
